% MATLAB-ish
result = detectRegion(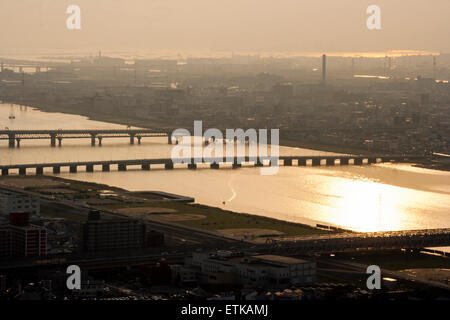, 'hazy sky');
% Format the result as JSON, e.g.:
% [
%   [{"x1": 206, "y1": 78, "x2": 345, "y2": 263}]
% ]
[{"x1": 0, "y1": 0, "x2": 449, "y2": 55}]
